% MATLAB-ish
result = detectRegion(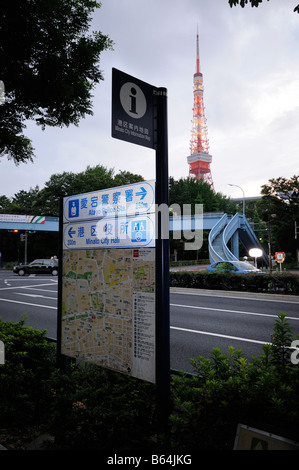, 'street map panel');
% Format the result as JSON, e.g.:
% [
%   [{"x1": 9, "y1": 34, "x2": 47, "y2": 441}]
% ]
[{"x1": 61, "y1": 247, "x2": 155, "y2": 383}]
